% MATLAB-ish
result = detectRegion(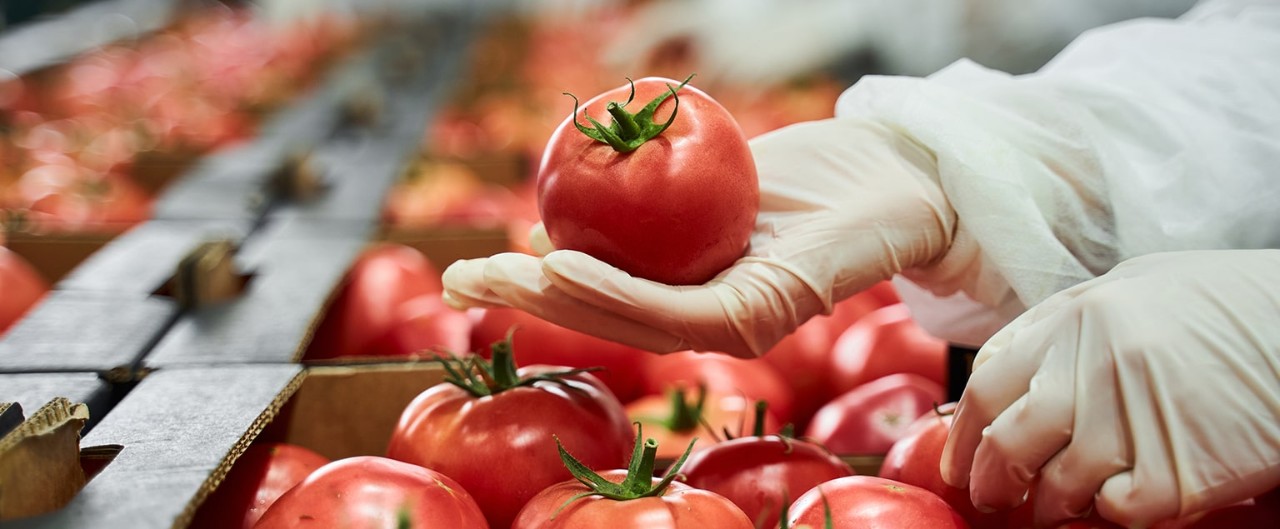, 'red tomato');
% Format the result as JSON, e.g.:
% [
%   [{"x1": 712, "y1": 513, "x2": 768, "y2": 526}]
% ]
[
  {"x1": 472, "y1": 307, "x2": 652, "y2": 403},
  {"x1": 828, "y1": 304, "x2": 948, "y2": 395},
  {"x1": 679, "y1": 435, "x2": 854, "y2": 528},
  {"x1": 386, "y1": 348, "x2": 634, "y2": 529},
  {"x1": 805, "y1": 373, "x2": 945, "y2": 455},
  {"x1": 537, "y1": 76, "x2": 759, "y2": 285},
  {"x1": 253, "y1": 456, "x2": 488, "y2": 529},
  {"x1": 625, "y1": 387, "x2": 779, "y2": 460},
  {"x1": 762, "y1": 292, "x2": 885, "y2": 428},
  {"x1": 879, "y1": 404, "x2": 1009, "y2": 528},
  {"x1": 787, "y1": 476, "x2": 969, "y2": 529},
  {"x1": 642, "y1": 350, "x2": 796, "y2": 424},
  {"x1": 306, "y1": 244, "x2": 442, "y2": 360},
  {"x1": 191, "y1": 442, "x2": 329, "y2": 529},
  {"x1": 0, "y1": 246, "x2": 48, "y2": 335},
  {"x1": 513, "y1": 470, "x2": 753, "y2": 529},
  {"x1": 365, "y1": 295, "x2": 471, "y2": 358}
]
